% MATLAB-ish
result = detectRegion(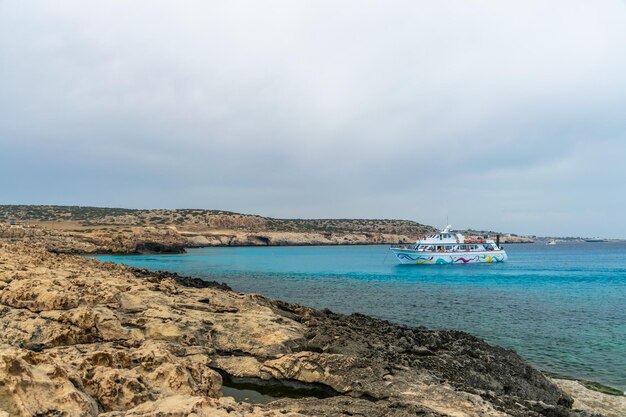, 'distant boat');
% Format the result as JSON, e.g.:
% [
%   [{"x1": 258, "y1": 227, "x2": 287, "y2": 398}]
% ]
[
  {"x1": 390, "y1": 225, "x2": 507, "y2": 265},
  {"x1": 584, "y1": 237, "x2": 607, "y2": 242},
  {"x1": 547, "y1": 240, "x2": 556, "y2": 245}
]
